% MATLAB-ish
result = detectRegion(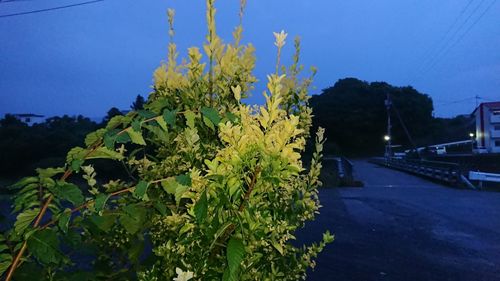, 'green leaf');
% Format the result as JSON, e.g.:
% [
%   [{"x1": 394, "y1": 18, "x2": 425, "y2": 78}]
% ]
[
  {"x1": 119, "y1": 205, "x2": 147, "y2": 234},
  {"x1": 185, "y1": 110, "x2": 196, "y2": 129},
  {"x1": 201, "y1": 107, "x2": 221, "y2": 125},
  {"x1": 174, "y1": 185, "x2": 188, "y2": 205},
  {"x1": 163, "y1": 109, "x2": 177, "y2": 127},
  {"x1": 84, "y1": 129, "x2": 106, "y2": 147},
  {"x1": 71, "y1": 159, "x2": 84, "y2": 172},
  {"x1": 145, "y1": 125, "x2": 169, "y2": 142},
  {"x1": 0, "y1": 260, "x2": 11, "y2": 277},
  {"x1": 52, "y1": 182, "x2": 84, "y2": 206},
  {"x1": 66, "y1": 147, "x2": 87, "y2": 165},
  {"x1": 36, "y1": 167, "x2": 65, "y2": 179},
  {"x1": 153, "y1": 201, "x2": 167, "y2": 216},
  {"x1": 87, "y1": 147, "x2": 124, "y2": 161},
  {"x1": 115, "y1": 132, "x2": 131, "y2": 144},
  {"x1": 161, "y1": 177, "x2": 177, "y2": 194},
  {"x1": 271, "y1": 238, "x2": 284, "y2": 255},
  {"x1": 128, "y1": 239, "x2": 145, "y2": 264},
  {"x1": 131, "y1": 120, "x2": 142, "y2": 131},
  {"x1": 137, "y1": 110, "x2": 156, "y2": 119},
  {"x1": 127, "y1": 128, "x2": 146, "y2": 145},
  {"x1": 58, "y1": 209, "x2": 71, "y2": 233},
  {"x1": 194, "y1": 190, "x2": 208, "y2": 224},
  {"x1": 62, "y1": 230, "x2": 82, "y2": 249},
  {"x1": 106, "y1": 115, "x2": 125, "y2": 130},
  {"x1": 94, "y1": 194, "x2": 110, "y2": 214},
  {"x1": 27, "y1": 229, "x2": 65, "y2": 265},
  {"x1": 10, "y1": 177, "x2": 38, "y2": 190},
  {"x1": 90, "y1": 214, "x2": 117, "y2": 232},
  {"x1": 226, "y1": 237, "x2": 245, "y2": 281},
  {"x1": 176, "y1": 174, "x2": 192, "y2": 186},
  {"x1": 225, "y1": 111, "x2": 237, "y2": 123},
  {"x1": 14, "y1": 208, "x2": 40, "y2": 235},
  {"x1": 103, "y1": 131, "x2": 117, "y2": 149},
  {"x1": 133, "y1": 181, "x2": 149, "y2": 200},
  {"x1": 203, "y1": 116, "x2": 215, "y2": 131},
  {"x1": 156, "y1": 116, "x2": 169, "y2": 132}
]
